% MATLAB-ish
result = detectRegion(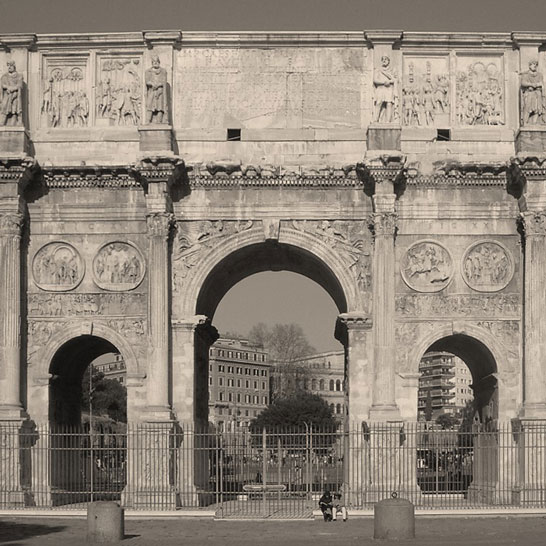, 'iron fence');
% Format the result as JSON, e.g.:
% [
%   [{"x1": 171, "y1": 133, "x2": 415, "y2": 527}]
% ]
[{"x1": 0, "y1": 421, "x2": 545, "y2": 515}]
